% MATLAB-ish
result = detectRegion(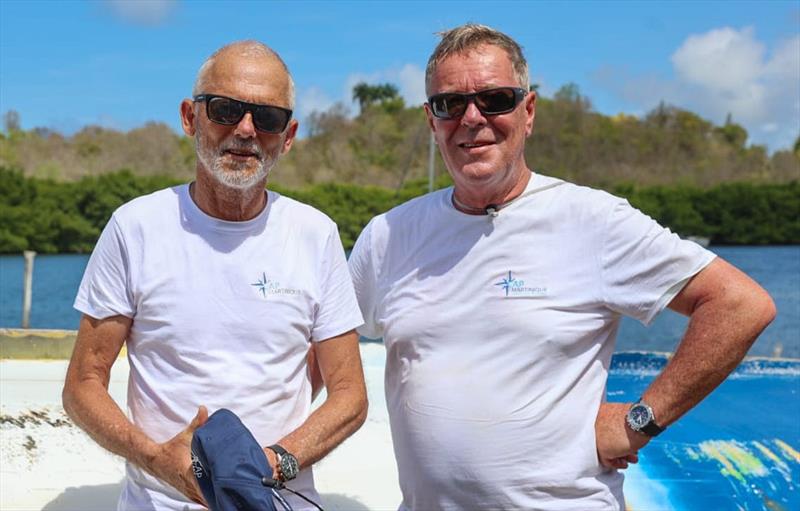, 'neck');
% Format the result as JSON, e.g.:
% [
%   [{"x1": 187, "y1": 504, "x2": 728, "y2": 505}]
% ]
[
  {"x1": 452, "y1": 169, "x2": 532, "y2": 215},
  {"x1": 191, "y1": 172, "x2": 268, "y2": 221}
]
